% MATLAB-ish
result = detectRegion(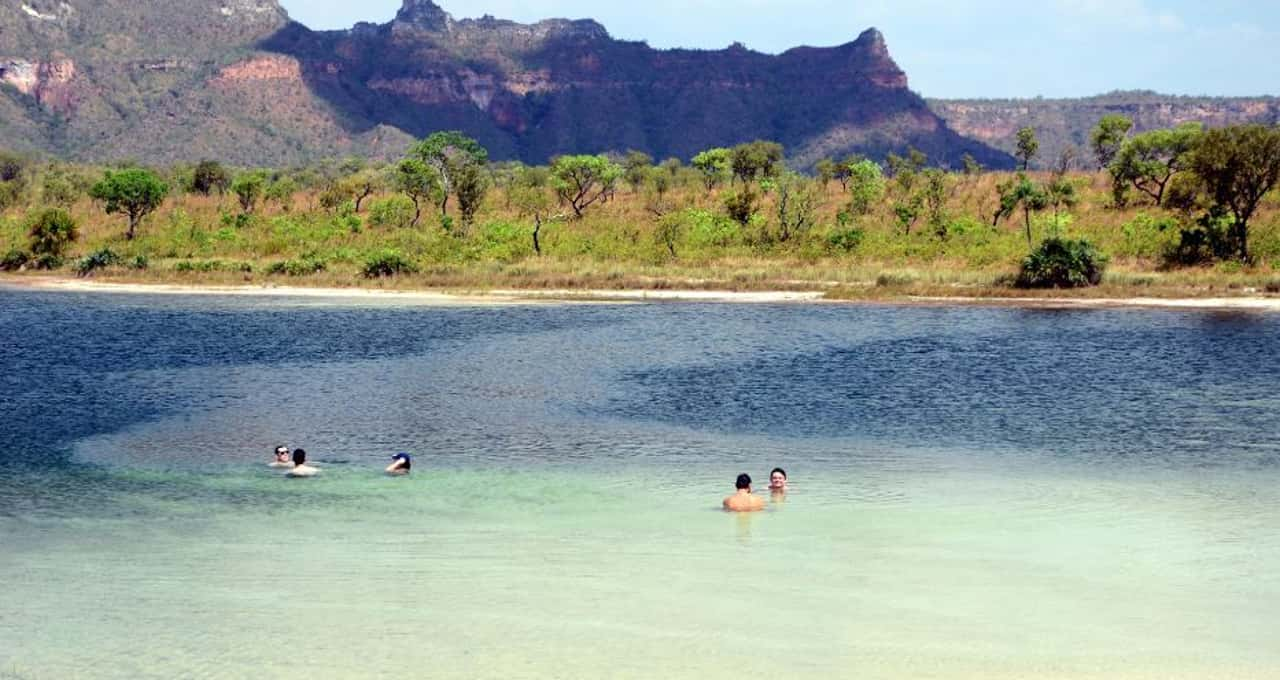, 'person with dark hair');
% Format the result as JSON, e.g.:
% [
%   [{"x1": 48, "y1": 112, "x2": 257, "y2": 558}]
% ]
[
  {"x1": 386, "y1": 452, "x2": 412, "y2": 476},
  {"x1": 723, "y1": 473, "x2": 765, "y2": 512},
  {"x1": 270, "y1": 445, "x2": 292, "y2": 468},
  {"x1": 769, "y1": 468, "x2": 788, "y2": 492},
  {"x1": 286, "y1": 448, "x2": 320, "y2": 478}
]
